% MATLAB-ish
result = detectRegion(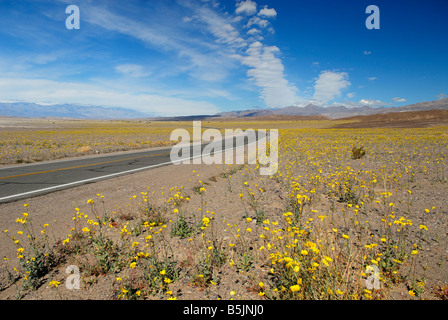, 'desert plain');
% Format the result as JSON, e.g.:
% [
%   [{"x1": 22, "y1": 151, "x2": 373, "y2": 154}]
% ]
[{"x1": 0, "y1": 111, "x2": 448, "y2": 300}]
